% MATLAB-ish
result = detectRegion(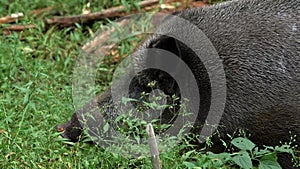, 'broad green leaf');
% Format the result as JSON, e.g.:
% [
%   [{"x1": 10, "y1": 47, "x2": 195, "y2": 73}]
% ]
[
  {"x1": 231, "y1": 137, "x2": 256, "y2": 151},
  {"x1": 232, "y1": 151, "x2": 253, "y2": 169},
  {"x1": 259, "y1": 154, "x2": 281, "y2": 169},
  {"x1": 207, "y1": 152, "x2": 231, "y2": 162},
  {"x1": 207, "y1": 152, "x2": 231, "y2": 167}
]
